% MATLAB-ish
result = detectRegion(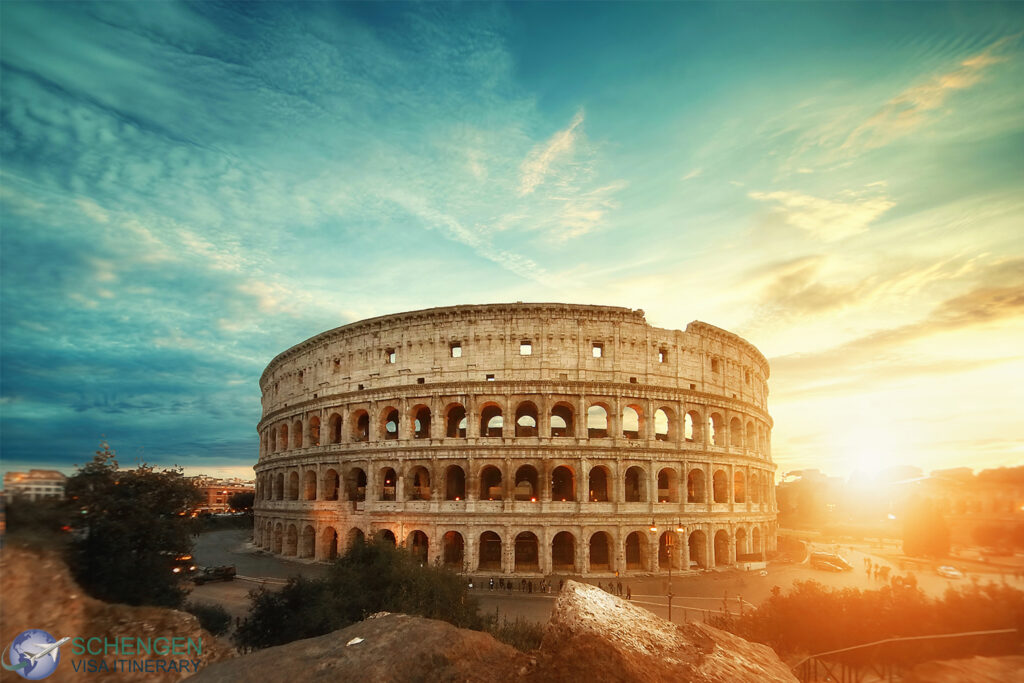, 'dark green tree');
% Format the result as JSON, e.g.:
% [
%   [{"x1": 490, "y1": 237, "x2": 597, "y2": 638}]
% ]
[
  {"x1": 65, "y1": 441, "x2": 202, "y2": 608},
  {"x1": 228, "y1": 491, "x2": 255, "y2": 511}
]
